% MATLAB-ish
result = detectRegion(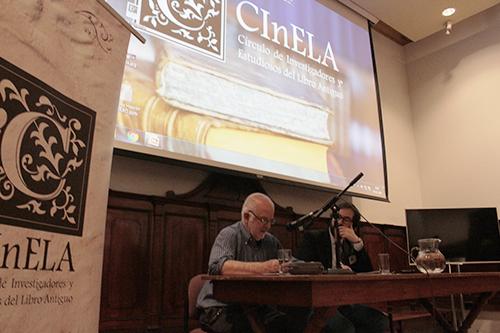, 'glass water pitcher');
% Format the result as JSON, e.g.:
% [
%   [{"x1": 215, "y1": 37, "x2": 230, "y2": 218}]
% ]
[{"x1": 410, "y1": 238, "x2": 446, "y2": 273}]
